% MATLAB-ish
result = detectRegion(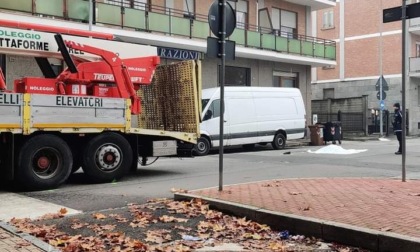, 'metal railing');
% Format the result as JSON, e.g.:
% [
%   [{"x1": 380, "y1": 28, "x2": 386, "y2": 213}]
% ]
[
  {"x1": 0, "y1": 0, "x2": 336, "y2": 60},
  {"x1": 314, "y1": 112, "x2": 365, "y2": 133}
]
